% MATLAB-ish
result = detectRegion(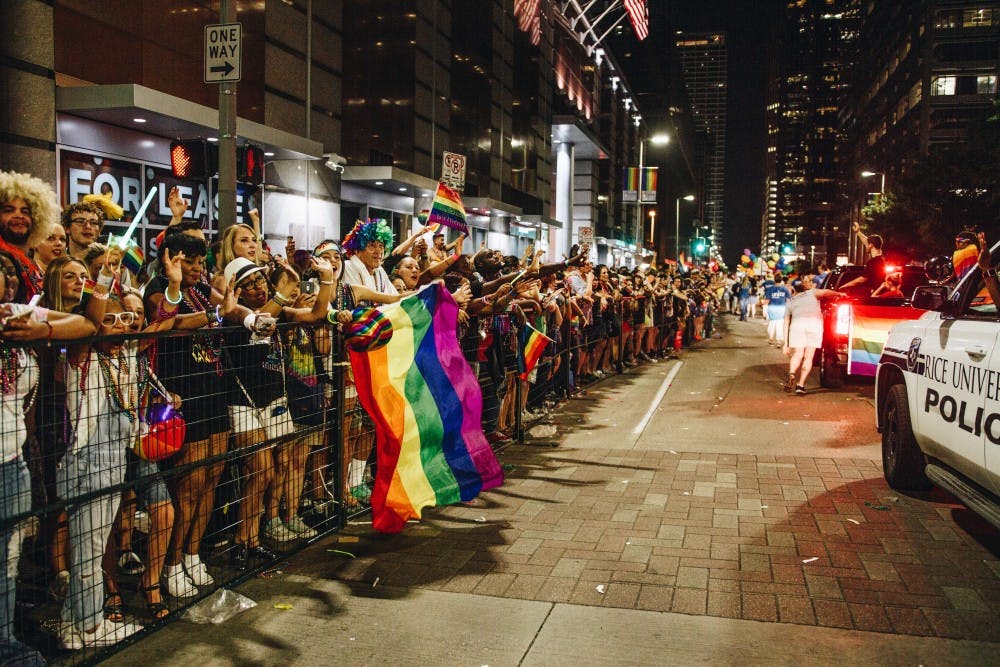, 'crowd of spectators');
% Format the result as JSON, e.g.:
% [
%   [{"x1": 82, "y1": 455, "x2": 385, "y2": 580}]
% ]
[{"x1": 0, "y1": 167, "x2": 735, "y2": 659}]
